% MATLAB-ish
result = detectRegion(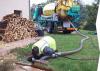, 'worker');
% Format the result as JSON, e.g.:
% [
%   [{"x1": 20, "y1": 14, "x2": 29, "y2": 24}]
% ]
[{"x1": 28, "y1": 36, "x2": 57, "y2": 63}]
